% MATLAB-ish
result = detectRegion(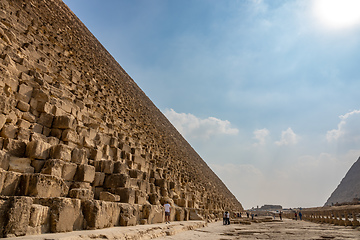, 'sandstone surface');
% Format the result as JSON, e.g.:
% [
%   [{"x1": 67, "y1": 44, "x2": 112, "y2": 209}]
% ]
[{"x1": 0, "y1": 0, "x2": 242, "y2": 237}]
